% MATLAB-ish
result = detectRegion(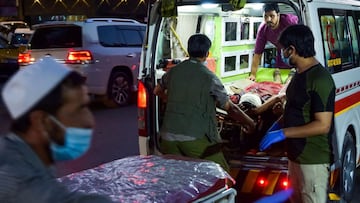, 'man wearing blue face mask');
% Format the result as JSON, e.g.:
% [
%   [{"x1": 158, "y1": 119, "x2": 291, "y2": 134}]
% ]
[
  {"x1": 259, "y1": 25, "x2": 335, "y2": 203},
  {"x1": 0, "y1": 56, "x2": 115, "y2": 203}
]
